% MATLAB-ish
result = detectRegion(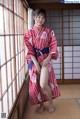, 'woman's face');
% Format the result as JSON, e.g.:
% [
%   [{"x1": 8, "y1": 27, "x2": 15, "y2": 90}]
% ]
[{"x1": 34, "y1": 13, "x2": 45, "y2": 27}]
